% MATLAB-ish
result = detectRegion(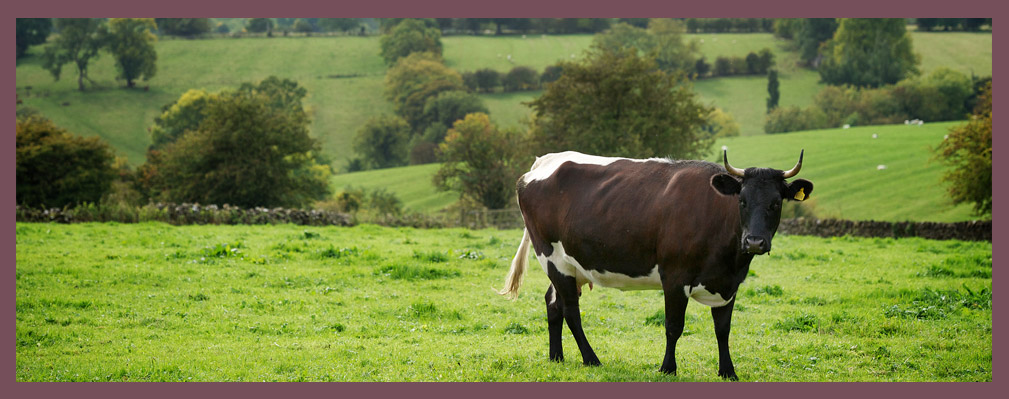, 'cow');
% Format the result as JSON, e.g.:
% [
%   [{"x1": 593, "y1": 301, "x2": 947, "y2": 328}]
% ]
[{"x1": 498, "y1": 150, "x2": 813, "y2": 380}]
